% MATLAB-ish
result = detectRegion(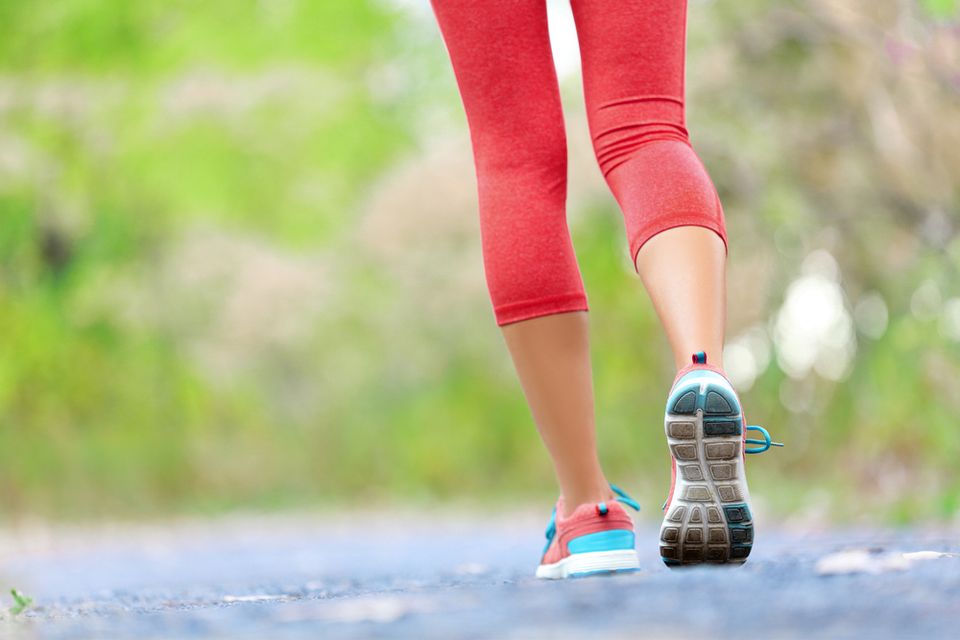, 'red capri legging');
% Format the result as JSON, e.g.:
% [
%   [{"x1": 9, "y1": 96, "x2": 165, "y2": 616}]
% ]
[{"x1": 430, "y1": 0, "x2": 726, "y2": 326}]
